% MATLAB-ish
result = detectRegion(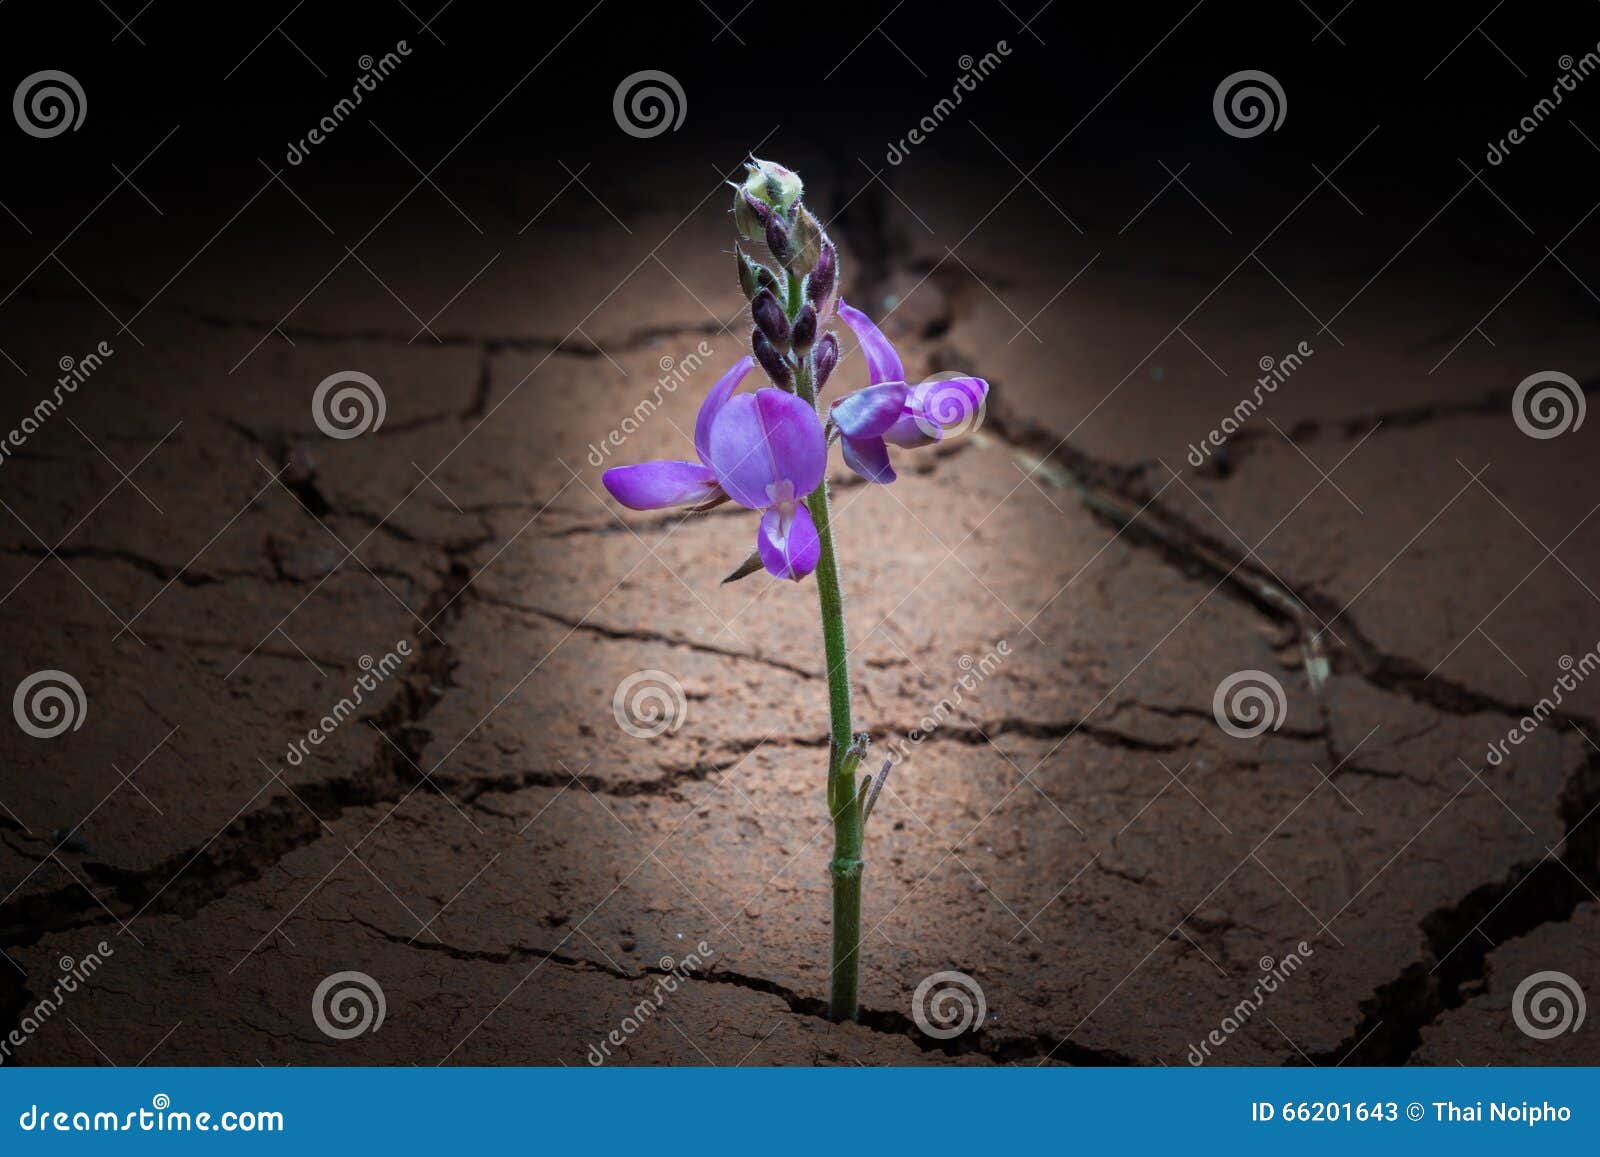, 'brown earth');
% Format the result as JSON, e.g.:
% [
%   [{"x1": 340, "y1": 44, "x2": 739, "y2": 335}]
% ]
[{"x1": 1, "y1": 160, "x2": 1597, "y2": 1067}]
